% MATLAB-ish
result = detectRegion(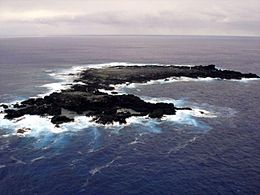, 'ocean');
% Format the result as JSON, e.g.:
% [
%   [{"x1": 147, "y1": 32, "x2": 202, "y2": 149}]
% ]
[{"x1": 0, "y1": 36, "x2": 259, "y2": 194}]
